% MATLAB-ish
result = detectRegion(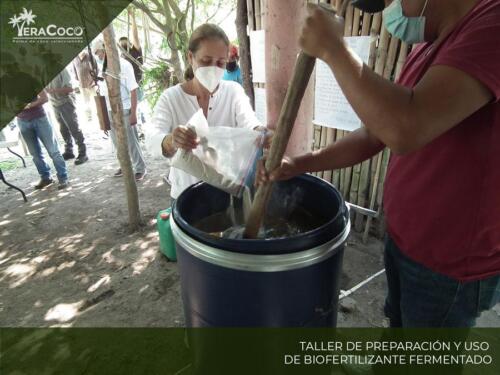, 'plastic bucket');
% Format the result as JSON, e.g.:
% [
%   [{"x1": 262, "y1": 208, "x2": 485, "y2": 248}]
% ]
[{"x1": 171, "y1": 174, "x2": 350, "y2": 327}]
